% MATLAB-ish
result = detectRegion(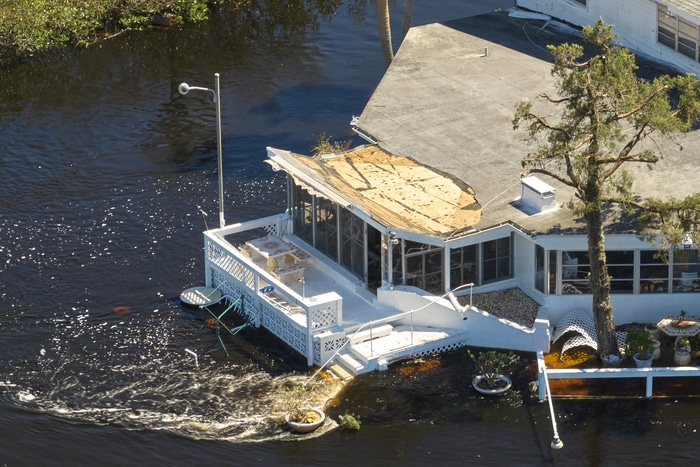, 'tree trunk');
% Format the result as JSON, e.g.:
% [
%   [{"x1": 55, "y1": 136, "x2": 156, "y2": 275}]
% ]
[
  {"x1": 376, "y1": 0, "x2": 394, "y2": 68},
  {"x1": 584, "y1": 199, "x2": 619, "y2": 360},
  {"x1": 401, "y1": 0, "x2": 413, "y2": 41}
]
